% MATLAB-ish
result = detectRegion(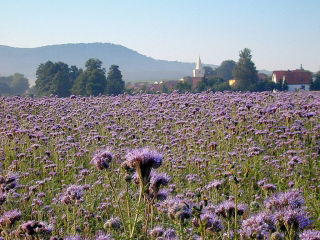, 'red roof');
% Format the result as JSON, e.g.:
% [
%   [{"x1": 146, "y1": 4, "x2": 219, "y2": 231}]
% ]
[{"x1": 273, "y1": 70, "x2": 312, "y2": 85}]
